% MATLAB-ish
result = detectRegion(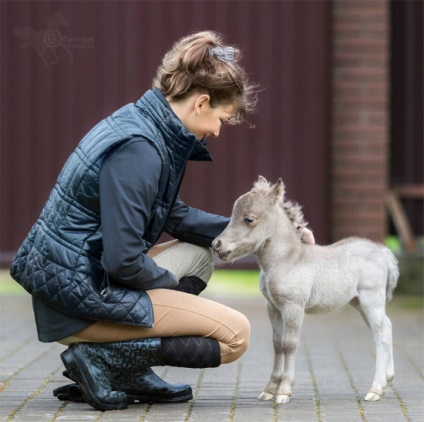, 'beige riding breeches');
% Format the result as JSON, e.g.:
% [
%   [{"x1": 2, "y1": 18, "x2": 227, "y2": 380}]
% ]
[{"x1": 58, "y1": 240, "x2": 250, "y2": 364}]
